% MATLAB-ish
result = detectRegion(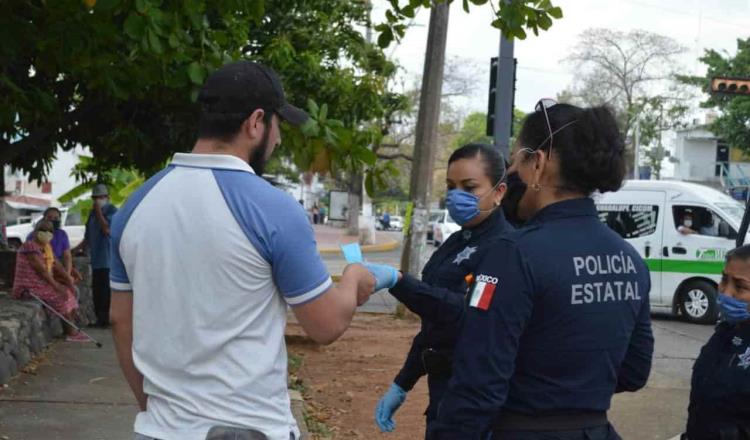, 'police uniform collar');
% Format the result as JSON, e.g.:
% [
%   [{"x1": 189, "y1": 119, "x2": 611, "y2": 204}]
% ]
[
  {"x1": 526, "y1": 197, "x2": 597, "y2": 225},
  {"x1": 461, "y1": 209, "x2": 506, "y2": 240}
]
